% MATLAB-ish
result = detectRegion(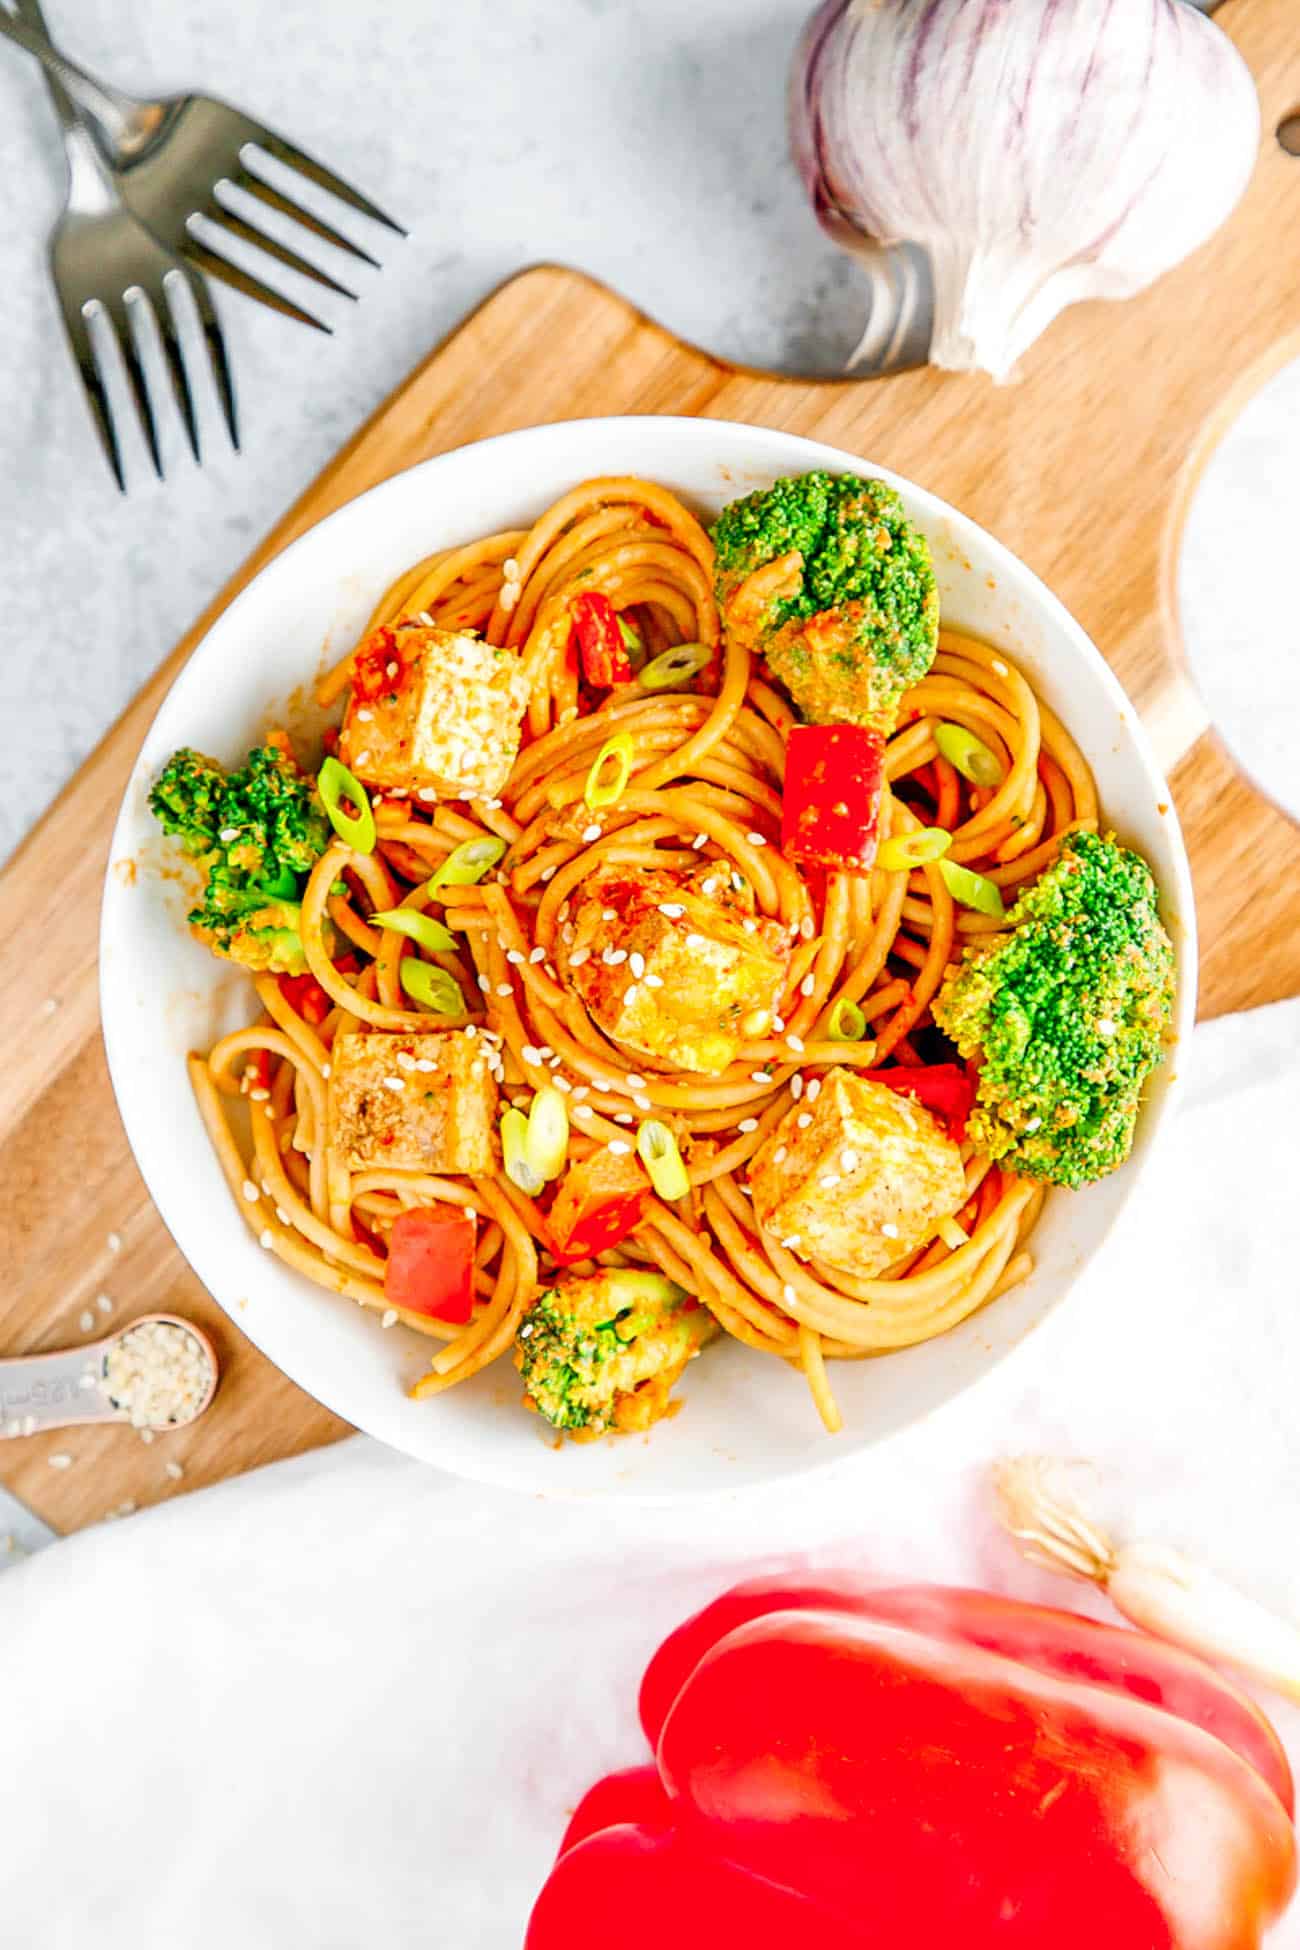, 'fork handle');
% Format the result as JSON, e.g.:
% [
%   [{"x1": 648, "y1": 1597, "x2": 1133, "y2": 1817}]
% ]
[
  {"x1": 0, "y1": 9, "x2": 153, "y2": 153},
  {"x1": 10, "y1": 0, "x2": 79, "y2": 138}
]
